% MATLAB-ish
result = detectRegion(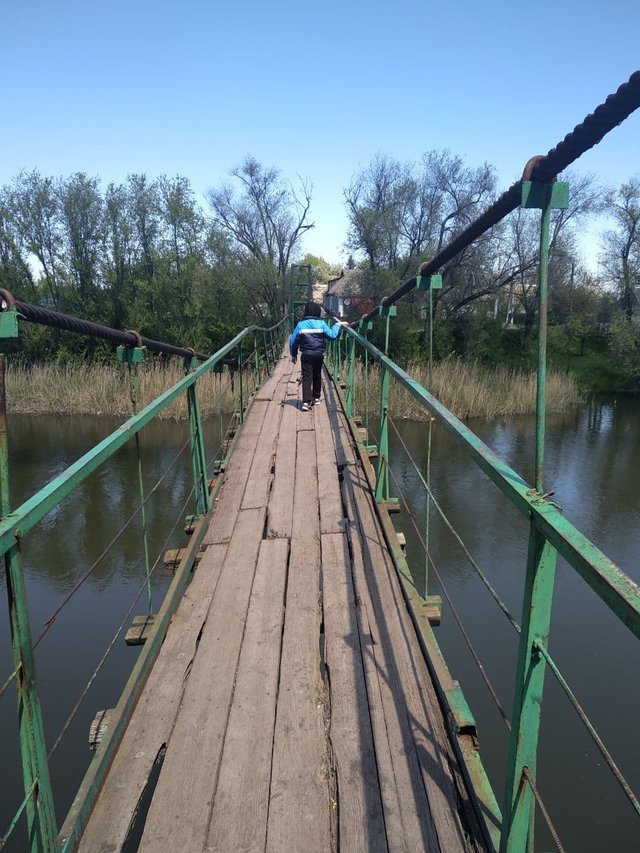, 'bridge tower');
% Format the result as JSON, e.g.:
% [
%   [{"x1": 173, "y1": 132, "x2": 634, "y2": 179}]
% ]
[{"x1": 289, "y1": 264, "x2": 312, "y2": 329}]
